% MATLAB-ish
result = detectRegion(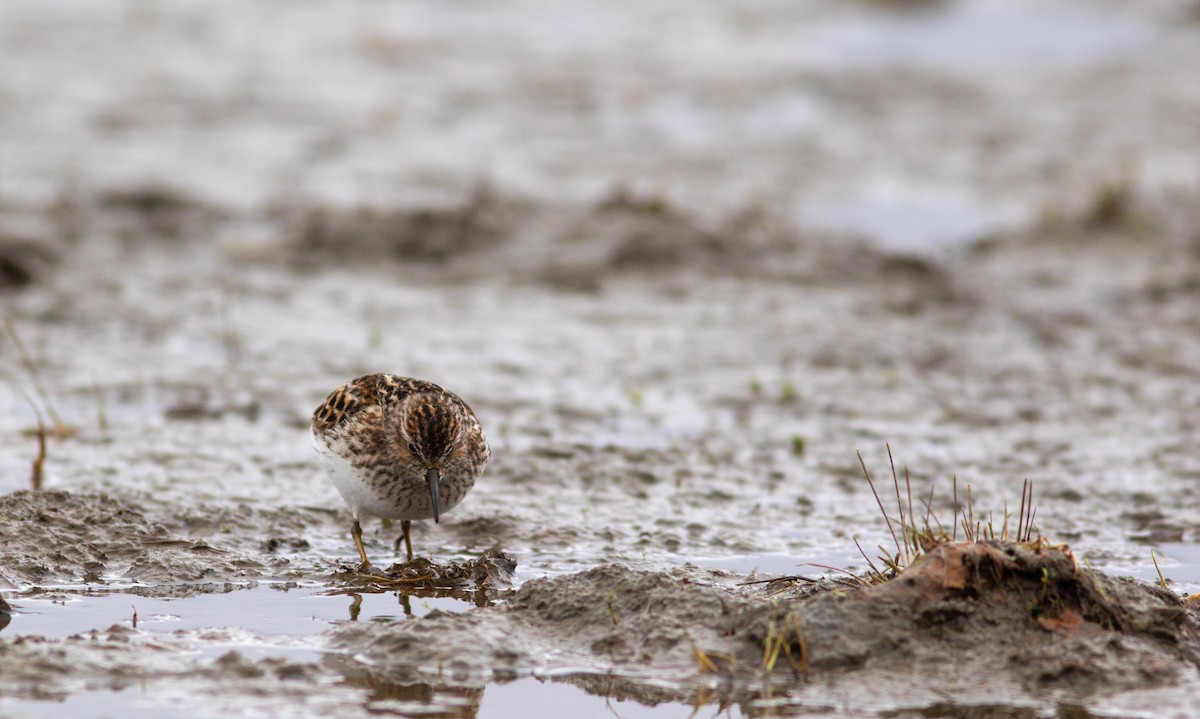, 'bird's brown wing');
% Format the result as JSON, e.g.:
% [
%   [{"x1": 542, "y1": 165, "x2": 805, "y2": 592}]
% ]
[{"x1": 311, "y1": 374, "x2": 385, "y2": 434}]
